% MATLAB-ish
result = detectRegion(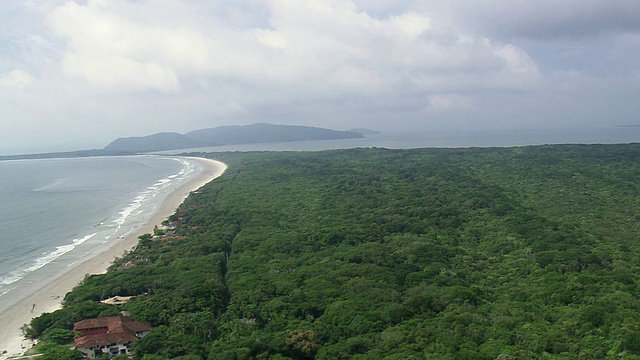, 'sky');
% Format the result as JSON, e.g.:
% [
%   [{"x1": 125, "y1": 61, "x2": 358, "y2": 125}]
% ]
[{"x1": 1, "y1": 0, "x2": 639, "y2": 155}]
